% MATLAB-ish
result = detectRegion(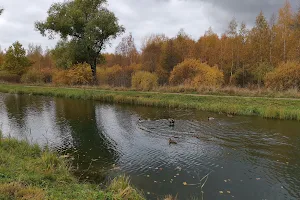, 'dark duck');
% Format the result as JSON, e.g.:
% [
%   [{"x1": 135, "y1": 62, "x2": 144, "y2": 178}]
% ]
[{"x1": 169, "y1": 119, "x2": 175, "y2": 127}]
